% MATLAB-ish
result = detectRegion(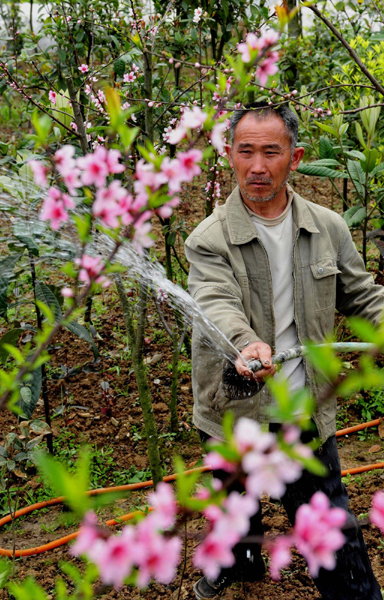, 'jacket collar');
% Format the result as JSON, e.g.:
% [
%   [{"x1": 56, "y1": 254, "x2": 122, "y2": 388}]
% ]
[{"x1": 225, "y1": 184, "x2": 319, "y2": 246}]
